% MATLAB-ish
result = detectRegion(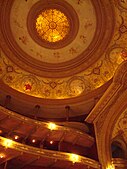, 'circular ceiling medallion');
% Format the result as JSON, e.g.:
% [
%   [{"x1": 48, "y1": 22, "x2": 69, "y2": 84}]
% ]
[
  {"x1": 35, "y1": 9, "x2": 70, "y2": 43},
  {"x1": 27, "y1": 0, "x2": 78, "y2": 49},
  {"x1": 0, "y1": 0, "x2": 115, "y2": 77}
]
